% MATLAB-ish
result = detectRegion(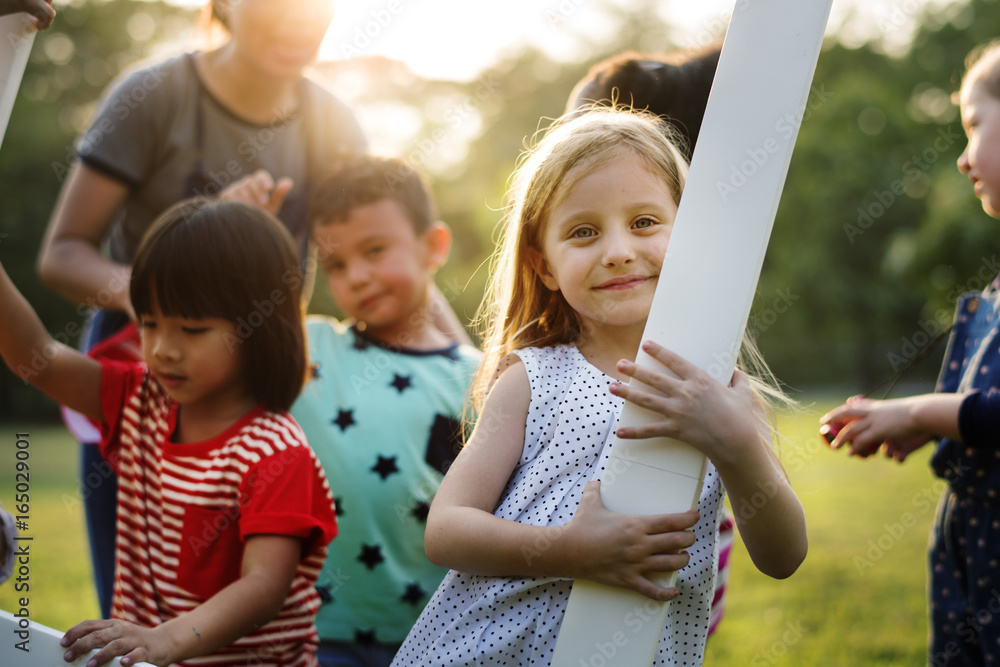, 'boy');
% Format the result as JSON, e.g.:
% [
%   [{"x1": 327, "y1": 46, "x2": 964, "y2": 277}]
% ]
[{"x1": 291, "y1": 155, "x2": 480, "y2": 667}]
